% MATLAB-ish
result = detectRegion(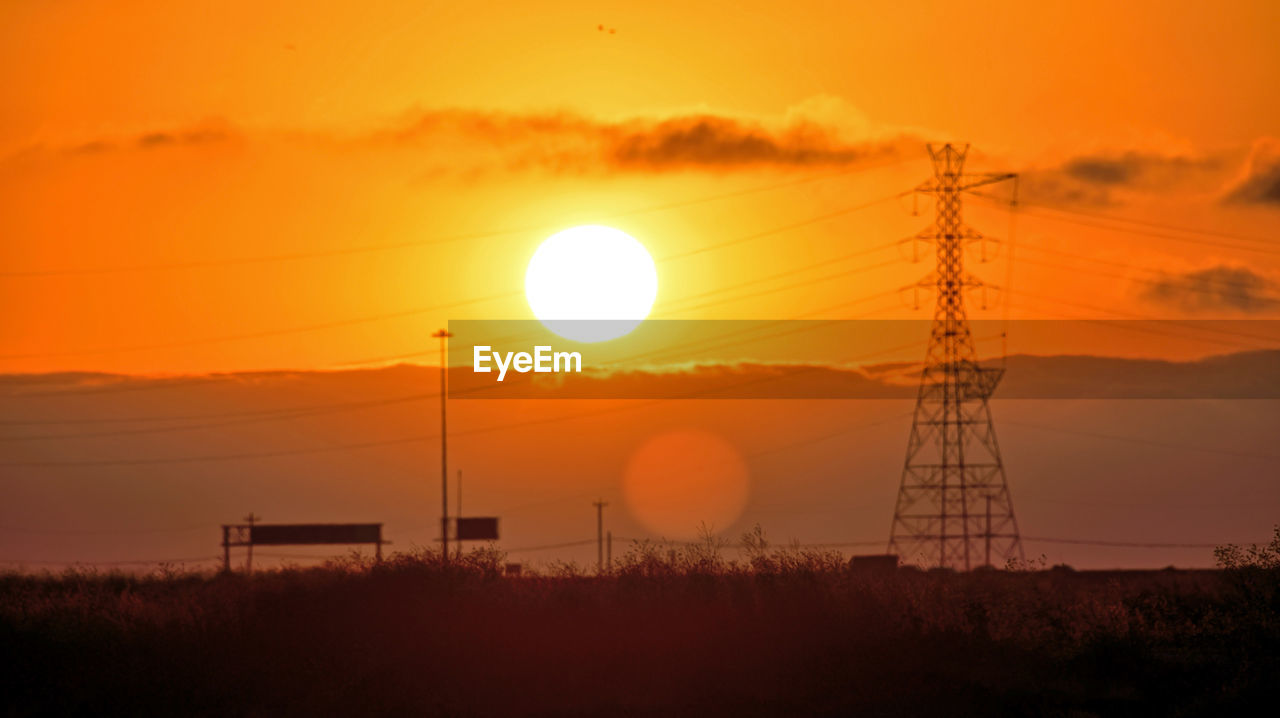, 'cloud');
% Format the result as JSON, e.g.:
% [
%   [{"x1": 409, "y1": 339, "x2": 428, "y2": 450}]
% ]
[
  {"x1": 603, "y1": 115, "x2": 903, "y2": 169},
  {"x1": 440, "y1": 347, "x2": 1280, "y2": 400},
  {"x1": 1017, "y1": 171, "x2": 1117, "y2": 206},
  {"x1": 135, "y1": 125, "x2": 236, "y2": 149},
  {"x1": 448, "y1": 361, "x2": 910, "y2": 399},
  {"x1": 382, "y1": 104, "x2": 917, "y2": 173},
  {"x1": 68, "y1": 119, "x2": 240, "y2": 154},
  {"x1": 22, "y1": 94, "x2": 920, "y2": 174},
  {"x1": 1021, "y1": 151, "x2": 1221, "y2": 206},
  {"x1": 991, "y1": 350, "x2": 1280, "y2": 399},
  {"x1": 1060, "y1": 156, "x2": 1142, "y2": 185},
  {"x1": 1222, "y1": 137, "x2": 1280, "y2": 205},
  {"x1": 1140, "y1": 265, "x2": 1278, "y2": 313},
  {"x1": 6, "y1": 349, "x2": 1279, "y2": 402}
]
